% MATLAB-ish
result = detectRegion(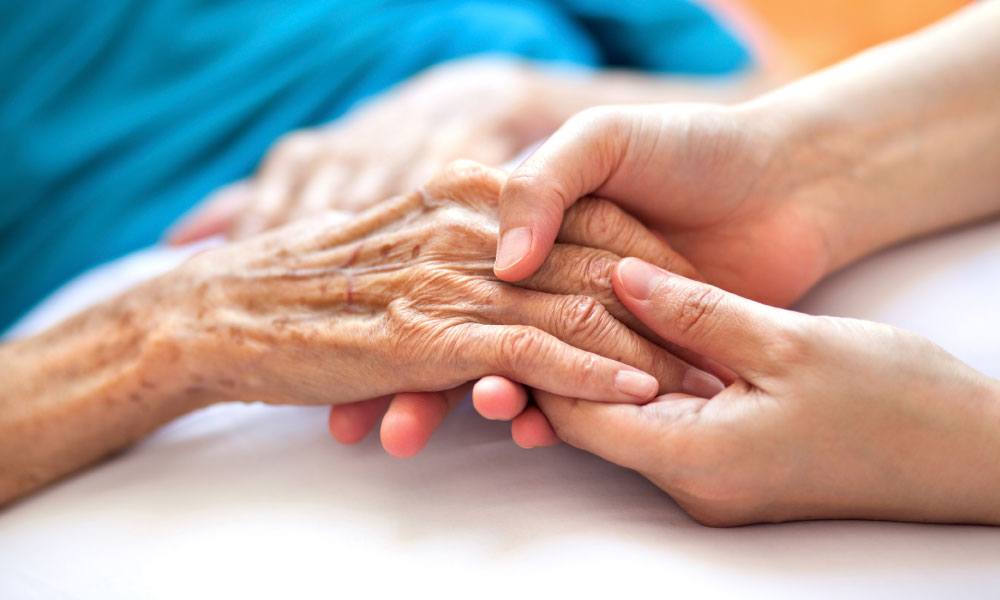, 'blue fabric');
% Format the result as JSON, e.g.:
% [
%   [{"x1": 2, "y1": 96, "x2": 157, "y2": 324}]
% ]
[{"x1": 0, "y1": 0, "x2": 750, "y2": 330}]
